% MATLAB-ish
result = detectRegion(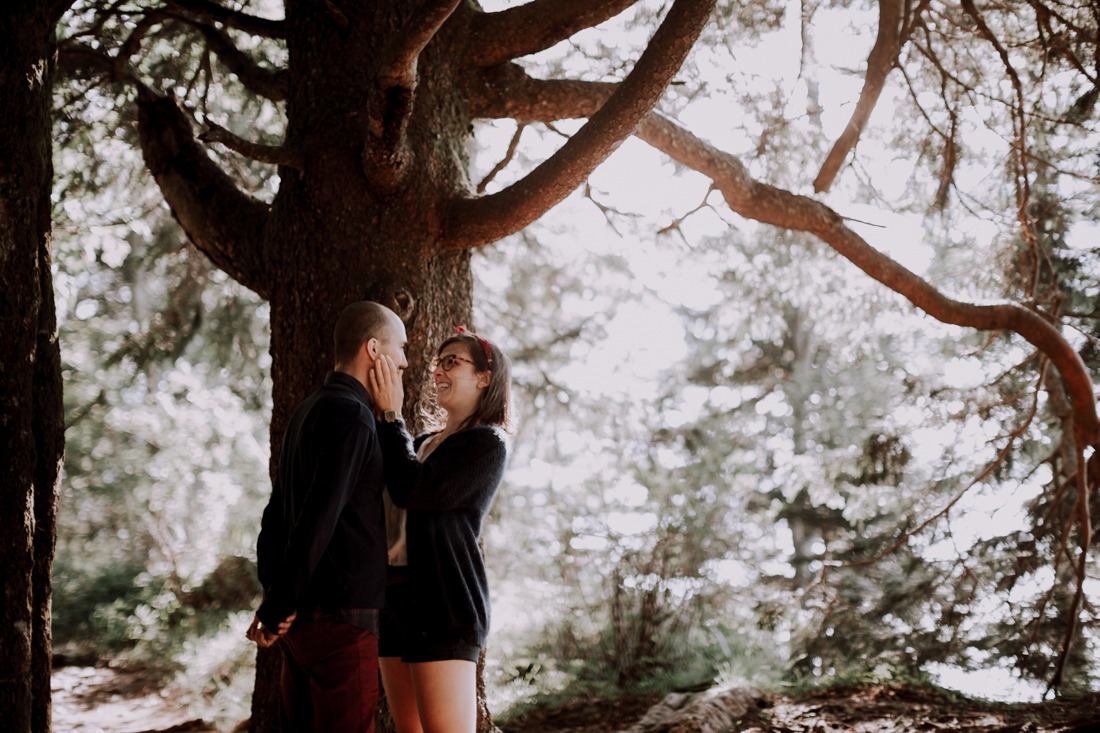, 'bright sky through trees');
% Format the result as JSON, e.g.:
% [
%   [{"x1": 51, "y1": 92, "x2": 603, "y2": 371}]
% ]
[{"x1": 472, "y1": 0, "x2": 1097, "y2": 704}]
